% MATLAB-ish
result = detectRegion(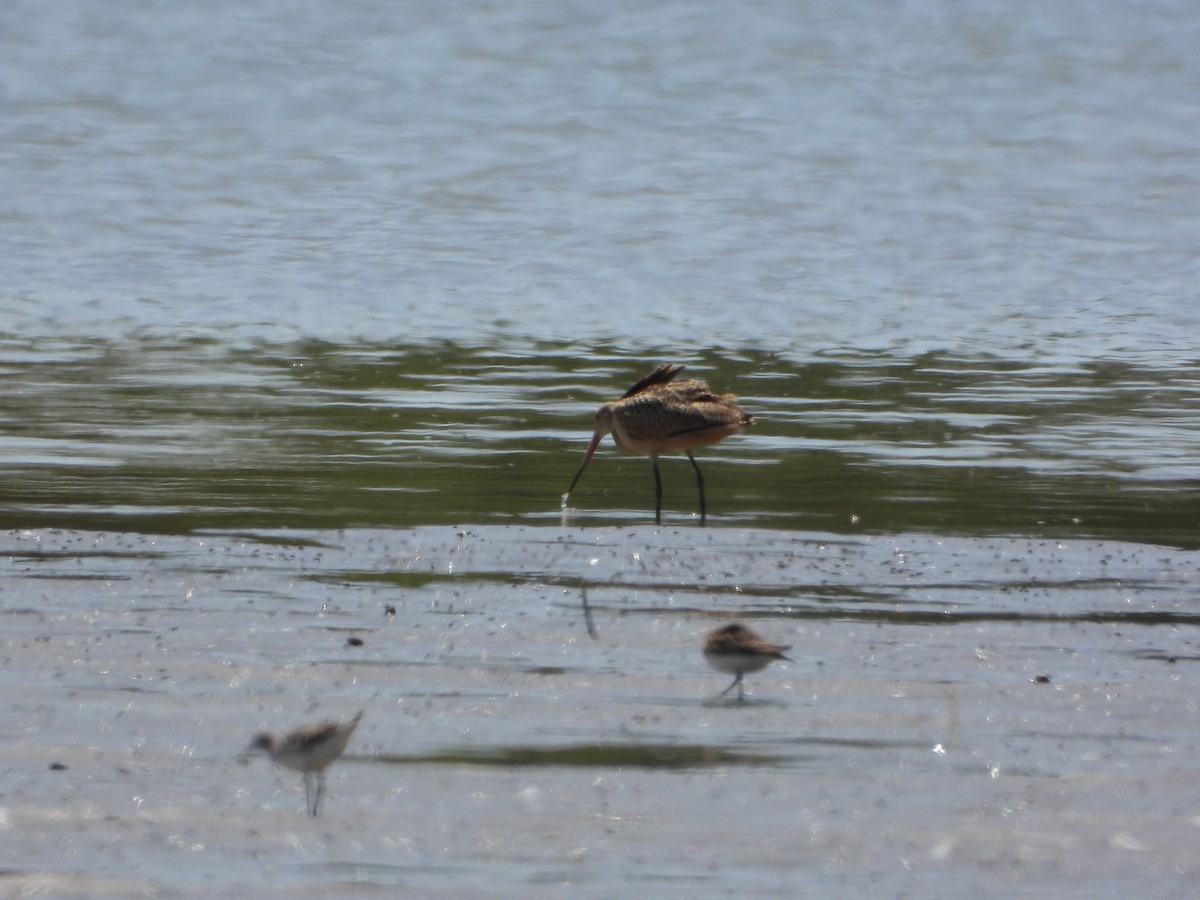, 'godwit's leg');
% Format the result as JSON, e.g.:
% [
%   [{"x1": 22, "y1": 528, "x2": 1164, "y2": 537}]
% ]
[
  {"x1": 651, "y1": 456, "x2": 663, "y2": 524},
  {"x1": 687, "y1": 451, "x2": 707, "y2": 524},
  {"x1": 719, "y1": 671, "x2": 743, "y2": 698}
]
